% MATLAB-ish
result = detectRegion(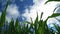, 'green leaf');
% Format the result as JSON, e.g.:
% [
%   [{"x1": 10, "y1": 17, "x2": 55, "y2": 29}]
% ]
[
  {"x1": 0, "y1": 0, "x2": 10, "y2": 27},
  {"x1": 3, "y1": 0, "x2": 10, "y2": 12},
  {"x1": 49, "y1": 13, "x2": 60, "y2": 18},
  {"x1": 30, "y1": 17, "x2": 33, "y2": 23},
  {"x1": 15, "y1": 18, "x2": 19, "y2": 27},
  {"x1": 10, "y1": 18, "x2": 14, "y2": 26},
  {"x1": 53, "y1": 23, "x2": 60, "y2": 34},
  {"x1": 9, "y1": 18, "x2": 15, "y2": 34},
  {"x1": 34, "y1": 12, "x2": 38, "y2": 34},
  {"x1": 0, "y1": 0, "x2": 10, "y2": 33},
  {"x1": 15, "y1": 18, "x2": 21, "y2": 34},
  {"x1": 55, "y1": 18, "x2": 60, "y2": 22},
  {"x1": 53, "y1": 6, "x2": 58, "y2": 13},
  {"x1": 38, "y1": 12, "x2": 43, "y2": 27},
  {"x1": 44, "y1": 6, "x2": 59, "y2": 21},
  {"x1": 38, "y1": 27, "x2": 43, "y2": 34},
  {"x1": 34, "y1": 12, "x2": 38, "y2": 23},
  {"x1": 0, "y1": 11, "x2": 6, "y2": 27},
  {"x1": 45, "y1": 0, "x2": 60, "y2": 4},
  {"x1": 40, "y1": 12, "x2": 43, "y2": 20}
]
